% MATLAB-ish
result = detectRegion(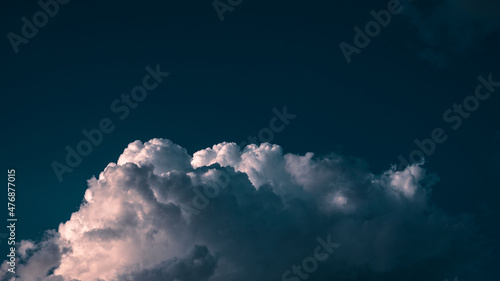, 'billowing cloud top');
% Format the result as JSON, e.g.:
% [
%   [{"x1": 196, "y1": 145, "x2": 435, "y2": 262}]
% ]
[{"x1": 1, "y1": 139, "x2": 489, "y2": 281}]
